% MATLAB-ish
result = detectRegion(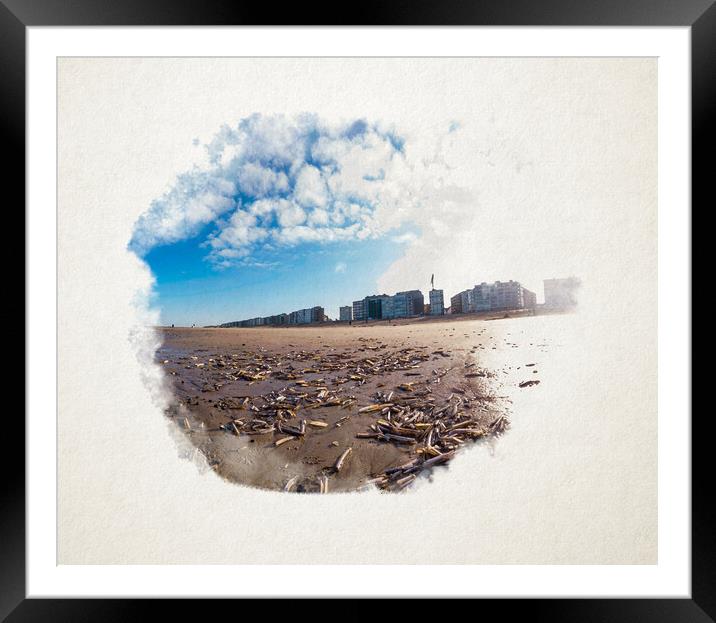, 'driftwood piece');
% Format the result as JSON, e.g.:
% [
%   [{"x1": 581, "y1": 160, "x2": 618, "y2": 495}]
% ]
[{"x1": 333, "y1": 447, "x2": 352, "y2": 472}]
